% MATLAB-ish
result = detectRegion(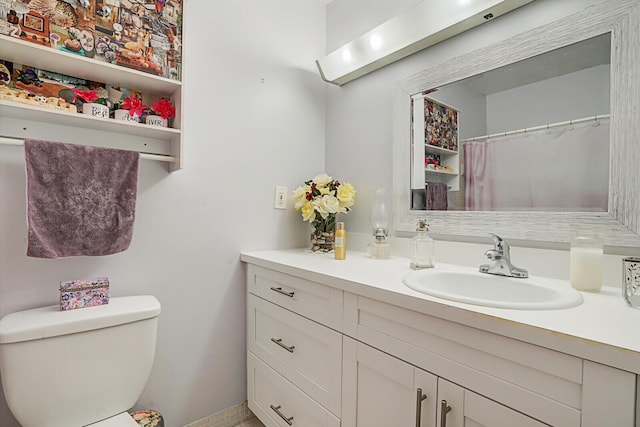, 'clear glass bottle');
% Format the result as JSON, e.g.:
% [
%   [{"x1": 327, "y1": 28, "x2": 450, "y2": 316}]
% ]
[
  {"x1": 570, "y1": 235, "x2": 603, "y2": 292},
  {"x1": 410, "y1": 219, "x2": 434, "y2": 269}
]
